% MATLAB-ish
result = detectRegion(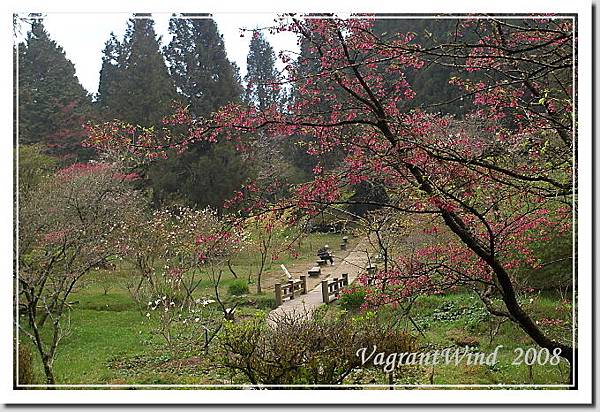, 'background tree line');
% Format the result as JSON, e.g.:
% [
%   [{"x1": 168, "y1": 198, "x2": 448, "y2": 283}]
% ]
[{"x1": 16, "y1": 14, "x2": 468, "y2": 213}]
